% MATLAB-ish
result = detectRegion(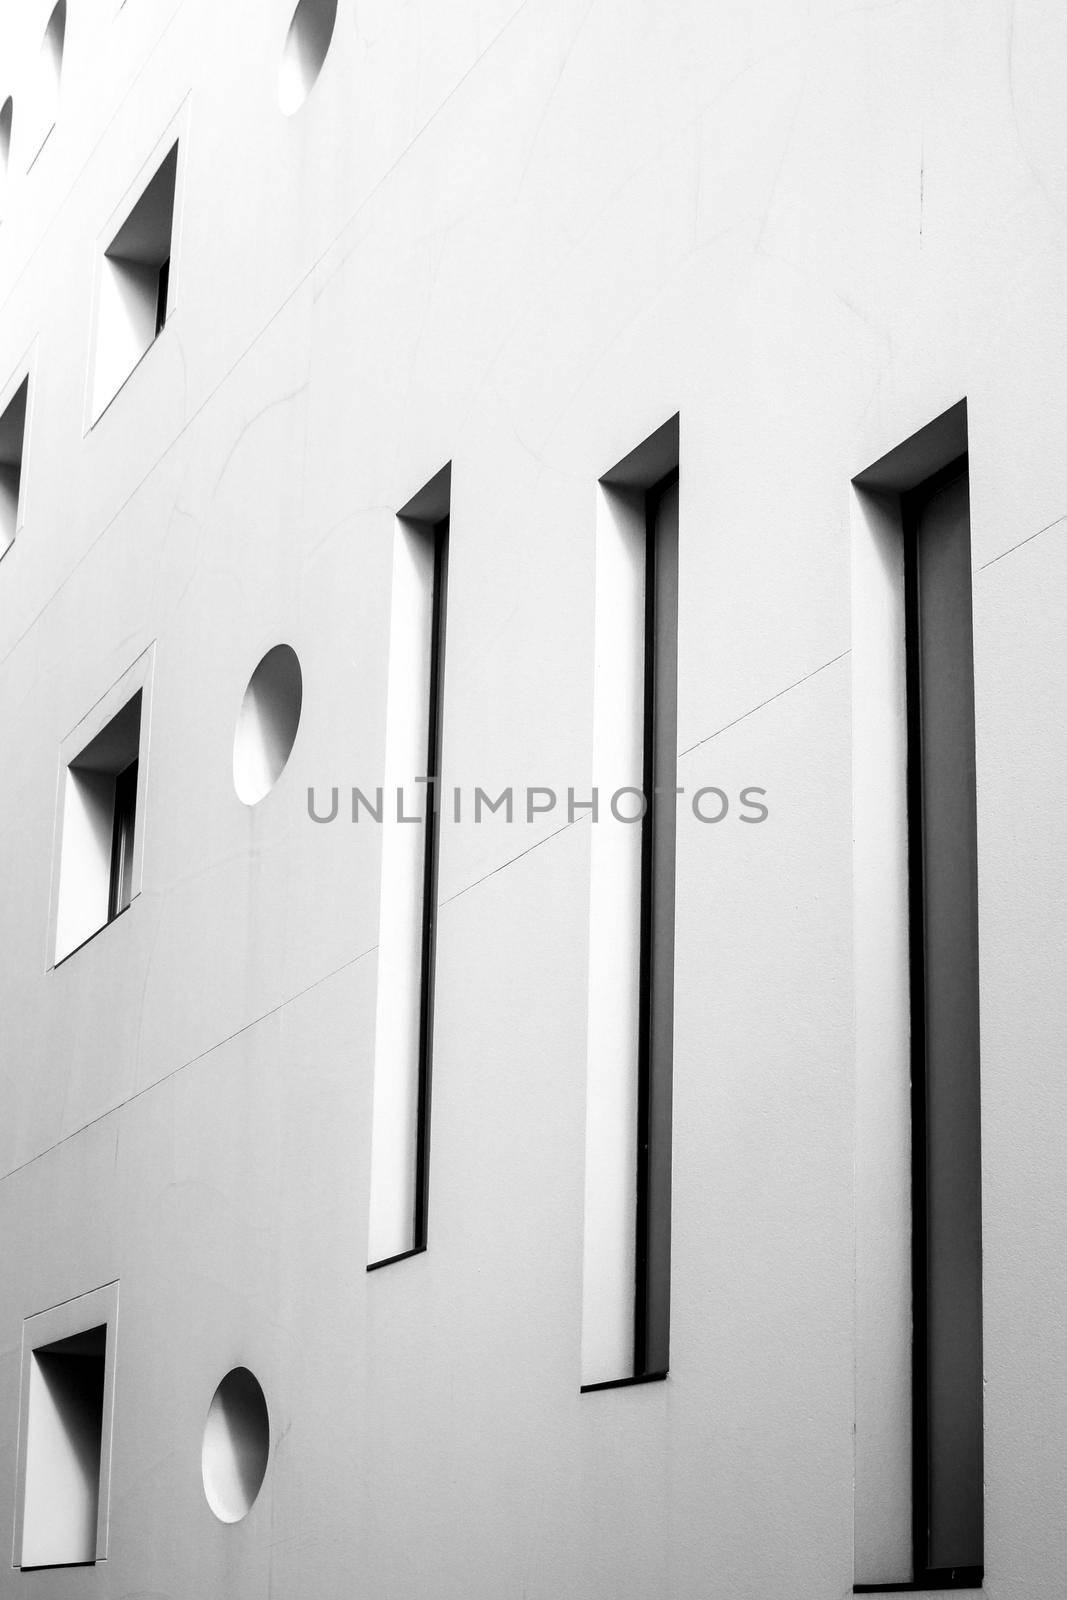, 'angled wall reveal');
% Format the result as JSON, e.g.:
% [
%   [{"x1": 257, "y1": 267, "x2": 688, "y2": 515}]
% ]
[
  {"x1": 581, "y1": 416, "x2": 678, "y2": 1390},
  {"x1": 852, "y1": 400, "x2": 983, "y2": 1592},
  {"x1": 367, "y1": 463, "x2": 451, "y2": 1269}
]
